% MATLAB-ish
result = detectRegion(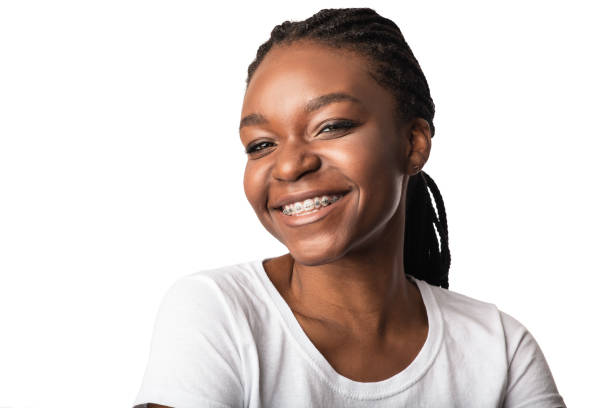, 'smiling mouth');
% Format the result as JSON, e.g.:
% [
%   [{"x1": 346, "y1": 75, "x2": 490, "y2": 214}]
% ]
[{"x1": 277, "y1": 193, "x2": 347, "y2": 216}]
